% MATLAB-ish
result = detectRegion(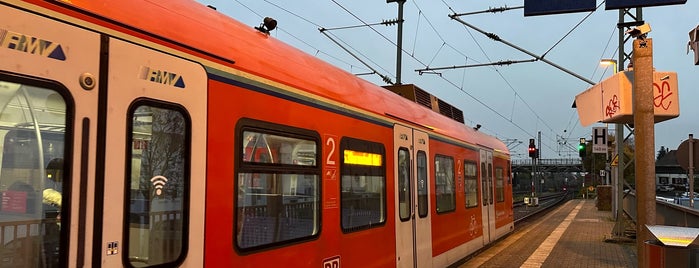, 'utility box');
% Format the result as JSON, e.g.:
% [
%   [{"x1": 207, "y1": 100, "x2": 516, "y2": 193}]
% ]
[
  {"x1": 690, "y1": 25, "x2": 699, "y2": 65},
  {"x1": 596, "y1": 185, "x2": 612, "y2": 211},
  {"x1": 574, "y1": 71, "x2": 679, "y2": 126},
  {"x1": 645, "y1": 240, "x2": 698, "y2": 268},
  {"x1": 645, "y1": 225, "x2": 699, "y2": 268}
]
